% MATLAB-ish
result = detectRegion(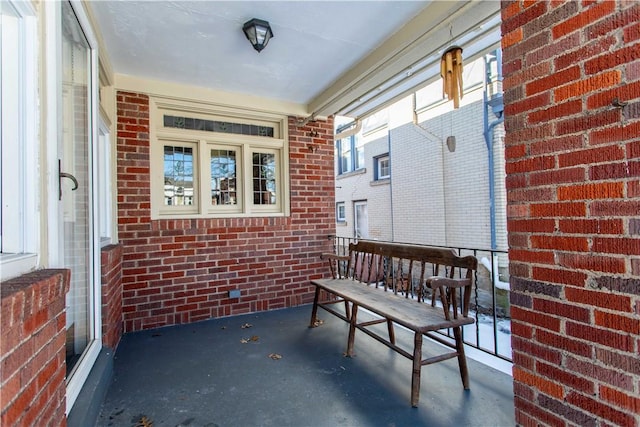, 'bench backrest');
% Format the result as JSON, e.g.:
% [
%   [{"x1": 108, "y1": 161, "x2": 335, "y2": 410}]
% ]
[{"x1": 345, "y1": 240, "x2": 478, "y2": 319}]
